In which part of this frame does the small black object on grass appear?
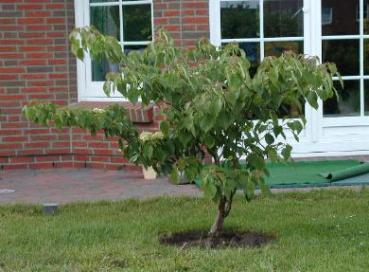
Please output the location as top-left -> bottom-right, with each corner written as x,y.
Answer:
43,203 -> 58,215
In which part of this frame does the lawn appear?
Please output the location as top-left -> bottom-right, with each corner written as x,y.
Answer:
0,189 -> 369,271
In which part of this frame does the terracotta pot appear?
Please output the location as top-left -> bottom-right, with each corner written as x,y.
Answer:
142,166 -> 157,180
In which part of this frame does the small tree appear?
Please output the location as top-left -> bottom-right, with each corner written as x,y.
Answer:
24,27 -> 338,237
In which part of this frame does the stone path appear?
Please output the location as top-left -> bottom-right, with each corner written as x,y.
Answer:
0,169 -> 201,204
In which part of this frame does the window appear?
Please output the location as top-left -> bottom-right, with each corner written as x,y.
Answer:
219,0 -> 304,117
211,0 -> 369,119
75,0 -> 153,101
322,0 -> 369,117
209,0 -> 369,154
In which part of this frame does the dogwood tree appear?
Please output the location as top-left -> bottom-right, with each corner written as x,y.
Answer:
24,27 -> 338,237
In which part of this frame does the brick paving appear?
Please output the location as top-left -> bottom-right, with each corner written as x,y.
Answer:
0,169 -> 366,205
0,169 -> 201,204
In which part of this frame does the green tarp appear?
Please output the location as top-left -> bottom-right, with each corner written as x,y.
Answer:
265,160 -> 360,186
265,160 -> 369,188
320,163 -> 369,181
194,160 -> 369,189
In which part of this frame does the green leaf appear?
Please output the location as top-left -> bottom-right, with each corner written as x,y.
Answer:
160,120 -> 170,135
248,154 -> 265,170
203,134 -> 215,148
203,183 -> 218,201
265,133 -> 274,145
178,131 -> 192,146
199,114 -> 215,133
143,145 -> 154,159
209,96 -> 222,116
306,92 -> 318,109
281,145 -> 292,160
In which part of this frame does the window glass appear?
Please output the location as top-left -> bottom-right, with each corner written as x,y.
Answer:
365,80 -> 369,115
364,0 -> 369,34
324,81 -> 360,117
264,41 -> 303,57
322,0 -> 359,35
220,0 -> 304,118
89,1 -> 152,82
123,4 -> 152,41
223,42 -> 260,76
92,60 -> 119,82
264,0 -> 303,37
364,39 -> 369,76
90,6 -> 120,40
221,1 -> 259,39
365,39 -> 369,75
124,45 -> 147,55
322,40 -> 360,76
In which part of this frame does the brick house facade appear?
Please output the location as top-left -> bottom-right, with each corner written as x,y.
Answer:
0,0 -> 209,170
2,1 -> 369,171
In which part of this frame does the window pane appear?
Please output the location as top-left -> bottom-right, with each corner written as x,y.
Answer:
324,81 -> 360,117
364,0 -> 369,34
92,59 -> 119,82
364,39 -> 369,74
240,42 -> 260,76
322,40 -> 360,76
123,4 -> 152,41
90,6 -> 120,40
264,0 -> 303,37
124,45 -> 147,54
222,42 -> 260,76
365,80 -> 369,115
221,1 -> 259,39
265,41 -> 303,57
322,0 -> 359,35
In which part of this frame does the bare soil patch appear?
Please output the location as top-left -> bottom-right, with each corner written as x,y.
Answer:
159,230 -> 275,249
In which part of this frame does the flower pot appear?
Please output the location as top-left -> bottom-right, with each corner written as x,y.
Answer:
142,166 -> 157,180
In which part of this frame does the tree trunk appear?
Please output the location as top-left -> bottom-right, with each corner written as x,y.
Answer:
209,197 -> 226,237
209,191 -> 236,238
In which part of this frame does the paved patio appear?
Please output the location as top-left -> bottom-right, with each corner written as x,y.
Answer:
0,169 -> 201,204
0,169 -> 366,205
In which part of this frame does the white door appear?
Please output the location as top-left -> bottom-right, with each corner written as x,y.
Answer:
318,0 -> 369,155
209,0 -> 369,157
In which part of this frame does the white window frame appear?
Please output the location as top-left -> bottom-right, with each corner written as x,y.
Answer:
209,0 -> 369,156
74,0 -> 154,101
323,0 -> 369,127
210,0 -> 315,141
356,3 -> 369,21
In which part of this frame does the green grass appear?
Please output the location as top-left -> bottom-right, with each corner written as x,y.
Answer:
1,189 -> 369,271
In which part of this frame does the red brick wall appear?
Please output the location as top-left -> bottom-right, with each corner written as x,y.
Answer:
0,0 -> 77,170
0,0 -> 210,170
154,0 -> 210,47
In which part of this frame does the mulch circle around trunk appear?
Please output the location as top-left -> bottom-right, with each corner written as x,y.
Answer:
159,230 -> 275,249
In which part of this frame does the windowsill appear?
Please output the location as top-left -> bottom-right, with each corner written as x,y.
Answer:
68,101 -> 154,124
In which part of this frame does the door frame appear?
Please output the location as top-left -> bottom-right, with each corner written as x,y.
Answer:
208,0 -> 369,157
